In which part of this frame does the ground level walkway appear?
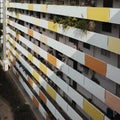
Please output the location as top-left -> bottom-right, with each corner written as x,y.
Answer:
0,96 -> 13,120
7,70 -> 44,120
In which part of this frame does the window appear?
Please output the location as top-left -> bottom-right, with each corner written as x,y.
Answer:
42,13 -> 46,18
83,66 -> 89,74
103,0 -> 113,7
83,43 -> 90,49
101,49 -> 110,57
102,23 -> 112,32
42,28 -> 45,32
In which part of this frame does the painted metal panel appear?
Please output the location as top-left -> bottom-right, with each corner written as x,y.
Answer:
108,37 -> 120,54
33,70 -> 40,82
32,96 -> 39,108
46,100 -> 56,116
46,84 -> 56,100
40,4 -> 48,13
28,76 -> 33,87
85,54 -> 106,76
39,33 -> 48,44
84,77 -> 105,102
28,53 -> 33,62
48,5 -> 87,19
87,7 -> 109,22
56,94 -> 68,113
38,104 -> 47,119
83,100 -> 104,120
34,45 -> 39,54
33,83 -> 39,94
106,64 -> 120,85
48,21 -> 58,32
59,63 -> 69,74
47,53 -> 57,67
72,50 -> 85,65
33,57 -> 40,69
39,91 -> 47,104
28,29 -> 33,37
87,33 -> 108,50
68,65 -> 84,86
55,109 -> 65,120
48,39 -> 84,64
40,19 -> 48,28
40,63 -> 47,75
110,9 -> 120,24
19,75 -> 33,99
105,116 -> 110,120
28,4 -> 34,10
105,91 -> 120,114
47,70 -> 56,81
68,86 -> 84,108
67,105 -> 83,120
32,17 -> 40,26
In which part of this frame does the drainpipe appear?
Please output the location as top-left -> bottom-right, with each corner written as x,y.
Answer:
3,0 -> 6,60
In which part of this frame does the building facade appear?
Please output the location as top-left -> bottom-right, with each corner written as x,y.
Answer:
6,0 -> 120,120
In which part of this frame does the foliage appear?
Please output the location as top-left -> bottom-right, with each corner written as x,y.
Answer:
53,16 -> 88,32
0,66 -> 36,120
16,30 -> 21,35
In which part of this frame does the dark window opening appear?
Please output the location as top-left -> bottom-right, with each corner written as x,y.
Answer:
83,43 -> 90,49
103,0 -> 113,7
102,23 -> 112,32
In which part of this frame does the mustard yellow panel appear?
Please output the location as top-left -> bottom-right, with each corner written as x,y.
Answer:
28,4 -> 34,10
48,21 -> 58,32
87,7 -> 109,22
33,70 -> 40,82
13,41 -> 16,47
8,52 -> 11,59
7,35 -> 10,41
108,37 -> 120,54
40,63 -> 47,75
46,84 -> 56,100
16,13 -> 19,19
10,47 -> 13,52
28,53 -> 33,62
16,52 -> 20,59
40,5 -> 48,12
83,100 -> 104,120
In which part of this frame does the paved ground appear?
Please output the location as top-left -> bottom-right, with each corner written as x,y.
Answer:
0,96 -> 13,120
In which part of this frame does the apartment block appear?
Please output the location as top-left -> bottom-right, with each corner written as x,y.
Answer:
6,0 -> 120,120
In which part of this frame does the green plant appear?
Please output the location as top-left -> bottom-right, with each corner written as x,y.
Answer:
77,19 -> 88,32
0,66 -> 36,120
16,30 -> 21,35
53,16 -> 88,32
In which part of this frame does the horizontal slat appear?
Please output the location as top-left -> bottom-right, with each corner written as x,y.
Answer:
7,2 -> 120,24
105,91 -> 120,114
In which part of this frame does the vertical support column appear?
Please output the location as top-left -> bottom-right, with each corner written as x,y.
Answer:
3,0 -> 6,60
